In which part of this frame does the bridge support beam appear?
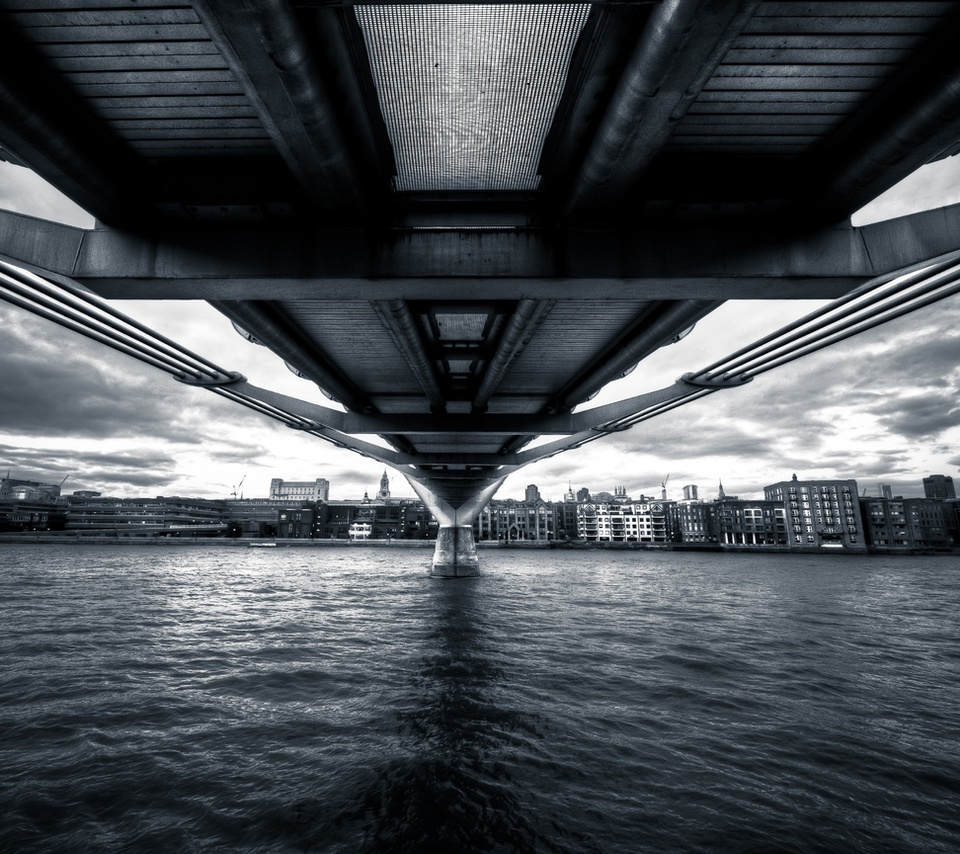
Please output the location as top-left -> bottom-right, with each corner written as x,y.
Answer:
406,476 -> 505,577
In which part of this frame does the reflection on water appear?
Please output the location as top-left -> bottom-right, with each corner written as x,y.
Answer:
320,579 -> 550,853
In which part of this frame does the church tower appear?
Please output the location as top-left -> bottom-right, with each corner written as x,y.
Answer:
378,470 -> 391,500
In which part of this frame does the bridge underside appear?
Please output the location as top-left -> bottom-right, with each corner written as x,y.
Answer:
3,1 -> 960,570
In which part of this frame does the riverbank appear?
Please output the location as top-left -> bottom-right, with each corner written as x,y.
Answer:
1,533 -> 956,556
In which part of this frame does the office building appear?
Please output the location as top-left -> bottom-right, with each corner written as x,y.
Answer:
764,475 -> 865,550
923,475 -> 956,500
269,478 -> 330,502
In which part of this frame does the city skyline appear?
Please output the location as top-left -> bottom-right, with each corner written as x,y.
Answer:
2,159 -> 959,503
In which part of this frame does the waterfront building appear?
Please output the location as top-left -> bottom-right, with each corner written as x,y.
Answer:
714,499 -> 787,547
225,497 -> 295,536
0,475 -> 64,501
348,514 -> 374,540
475,498 -> 557,541
671,500 -> 715,544
0,499 -> 67,532
67,496 -> 228,533
0,474 -> 68,532
576,502 -> 671,543
858,496 -> 953,550
269,478 -> 330,502
558,500 -> 579,540
923,474 -> 956,500
764,476 -> 865,550
277,505 -> 318,539
311,500 -> 409,539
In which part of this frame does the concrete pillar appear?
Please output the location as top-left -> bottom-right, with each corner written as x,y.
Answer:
406,475 -> 505,577
432,525 -> 480,577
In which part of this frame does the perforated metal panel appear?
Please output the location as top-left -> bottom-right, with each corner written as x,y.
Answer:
355,4 -> 590,191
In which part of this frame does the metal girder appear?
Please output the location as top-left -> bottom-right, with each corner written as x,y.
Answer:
546,298 -> 719,410
210,299 -> 374,412
191,0 -> 381,221
563,0 -> 762,222
471,299 -> 552,413
7,206 -> 960,301
372,299 -> 446,412
228,378 -> 718,438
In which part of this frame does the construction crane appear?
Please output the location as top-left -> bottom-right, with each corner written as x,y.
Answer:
661,474 -> 670,500
231,474 -> 246,500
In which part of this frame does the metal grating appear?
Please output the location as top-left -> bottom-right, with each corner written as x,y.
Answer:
355,3 -> 590,191
435,312 -> 488,340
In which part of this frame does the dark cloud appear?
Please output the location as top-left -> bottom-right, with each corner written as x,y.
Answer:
870,392 -> 960,439
0,305 -> 281,443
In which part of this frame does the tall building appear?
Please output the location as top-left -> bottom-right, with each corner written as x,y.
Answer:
682,484 -> 698,501
524,483 -> 540,503
378,470 -> 391,500
269,478 -> 329,502
765,475 -> 864,550
923,475 -> 956,500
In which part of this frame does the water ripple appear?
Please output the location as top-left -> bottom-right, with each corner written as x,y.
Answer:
2,546 -> 959,852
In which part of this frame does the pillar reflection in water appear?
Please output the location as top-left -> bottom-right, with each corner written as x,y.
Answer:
343,579 -> 546,852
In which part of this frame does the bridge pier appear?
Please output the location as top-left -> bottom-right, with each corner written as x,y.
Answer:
432,526 -> 480,578
406,476 -> 504,577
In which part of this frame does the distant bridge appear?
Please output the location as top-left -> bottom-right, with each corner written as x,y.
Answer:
3,0 -> 960,573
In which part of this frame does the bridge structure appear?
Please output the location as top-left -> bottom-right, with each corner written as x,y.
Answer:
3,1 -> 960,574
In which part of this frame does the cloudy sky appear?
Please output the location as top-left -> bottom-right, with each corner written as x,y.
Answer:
1,159 -> 959,503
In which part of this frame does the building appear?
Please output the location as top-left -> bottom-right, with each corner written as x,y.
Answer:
577,502 -> 671,543
377,471 -> 391,500
714,499 -> 787,547
558,500 -> 579,540
277,505 -> 318,539
0,474 -> 68,531
475,498 -> 557,541
66,495 -> 228,534
671,500 -> 715,544
312,499 -> 410,539
225,497 -> 295,536
0,475 -> 64,501
269,478 -> 329,502
923,475 -> 956,500
682,484 -> 699,501
859,496 -> 953,550
524,484 -> 541,503
764,476 -> 865,550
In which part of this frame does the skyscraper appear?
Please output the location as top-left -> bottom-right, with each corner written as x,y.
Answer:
923,475 -> 956,500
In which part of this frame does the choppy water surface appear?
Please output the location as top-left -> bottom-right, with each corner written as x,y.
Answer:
2,545 -> 959,853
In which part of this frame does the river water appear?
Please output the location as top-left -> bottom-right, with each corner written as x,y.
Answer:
1,545 -> 958,853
